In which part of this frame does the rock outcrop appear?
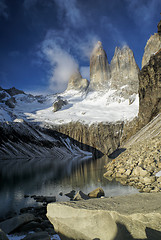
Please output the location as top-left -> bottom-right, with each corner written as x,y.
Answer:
138,50 -> 161,127
89,41 -> 111,91
53,97 -> 68,112
110,46 -> 139,98
49,121 -> 124,156
67,70 -> 89,91
47,193 -> 161,240
142,33 -> 161,68
158,19 -> 161,36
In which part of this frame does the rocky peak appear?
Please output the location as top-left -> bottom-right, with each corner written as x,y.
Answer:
142,33 -> 161,68
89,41 -> 111,91
67,70 -> 89,91
110,45 -> 139,96
142,18 -> 161,69
157,18 -> 161,36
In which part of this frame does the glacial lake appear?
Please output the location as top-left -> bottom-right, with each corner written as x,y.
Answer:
0,154 -> 138,219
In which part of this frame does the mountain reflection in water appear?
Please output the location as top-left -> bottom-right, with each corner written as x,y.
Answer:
0,154 -> 138,219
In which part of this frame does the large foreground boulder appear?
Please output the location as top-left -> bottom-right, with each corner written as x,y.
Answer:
47,193 -> 161,240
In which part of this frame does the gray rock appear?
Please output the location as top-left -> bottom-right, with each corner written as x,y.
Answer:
53,98 -> 68,112
22,231 -> 51,240
88,187 -> 105,198
89,41 -> 111,91
142,33 -> 161,68
17,221 -> 42,232
110,46 -> 139,97
67,70 -> 89,91
65,190 -> 76,200
47,193 -> 161,240
0,229 -> 9,240
73,191 -> 90,201
0,213 -> 35,234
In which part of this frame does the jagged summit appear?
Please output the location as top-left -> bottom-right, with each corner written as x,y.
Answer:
89,41 -> 111,91
142,33 -> 161,68
142,20 -> 161,68
110,45 -> 139,96
67,70 -> 89,91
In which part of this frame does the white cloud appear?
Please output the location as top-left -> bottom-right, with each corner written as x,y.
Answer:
0,0 -> 8,19
36,0 -> 100,93
40,37 -> 78,93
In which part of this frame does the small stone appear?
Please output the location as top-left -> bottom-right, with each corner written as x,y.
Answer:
73,191 -> 90,201
88,188 -> 105,198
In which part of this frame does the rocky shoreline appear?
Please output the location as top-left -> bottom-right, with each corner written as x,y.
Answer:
104,114 -> 161,193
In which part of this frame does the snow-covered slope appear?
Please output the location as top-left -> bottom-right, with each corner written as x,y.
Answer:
26,90 -> 139,126
0,87 -> 139,125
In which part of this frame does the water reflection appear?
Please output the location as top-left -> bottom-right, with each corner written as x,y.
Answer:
0,155 -> 138,219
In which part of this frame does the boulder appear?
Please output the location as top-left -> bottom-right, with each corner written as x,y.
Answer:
65,190 -> 76,200
22,231 -> 51,240
73,191 -> 90,201
0,229 -> 9,240
0,213 -> 35,234
53,98 -> 68,112
47,193 -> 161,240
88,187 -> 105,198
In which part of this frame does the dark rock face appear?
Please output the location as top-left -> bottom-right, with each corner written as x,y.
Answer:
110,46 -> 139,97
157,19 -> 161,36
51,121 -> 124,156
67,70 -> 89,91
89,41 -> 111,91
138,51 -> 161,127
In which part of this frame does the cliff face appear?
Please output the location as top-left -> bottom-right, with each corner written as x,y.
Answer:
142,33 -> 161,68
110,46 -> 139,97
138,50 -> 161,127
49,121 -> 124,156
89,41 -> 111,91
67,70 -> 89,91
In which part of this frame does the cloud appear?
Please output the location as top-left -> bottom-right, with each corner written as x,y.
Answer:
36,0 -> 100,93
40,37 -> 79,93
54,0 -> 85,28
0,0 -> 8,19
126,0 -> 159,26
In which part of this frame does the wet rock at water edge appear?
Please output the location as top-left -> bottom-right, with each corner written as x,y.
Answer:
88,187 -> 105,198
32,195 -> 56,204
73,191 -> 90,201
0,229 -> 9,240
0,214 -> 35,234
65,190 -> 76,200
22,231 -> 51,240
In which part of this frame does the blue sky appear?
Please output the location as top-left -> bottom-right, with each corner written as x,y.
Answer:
0,0 -> 161,94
